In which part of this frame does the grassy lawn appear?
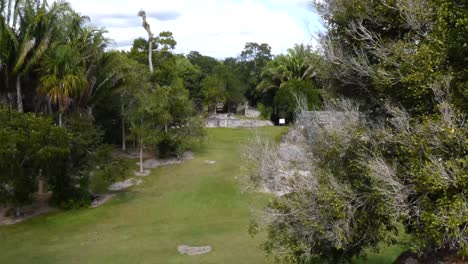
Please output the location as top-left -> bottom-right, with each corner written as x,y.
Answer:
0,127 -> 404,263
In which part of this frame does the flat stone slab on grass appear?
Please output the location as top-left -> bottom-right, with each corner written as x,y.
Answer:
177,245 -> 212,256
91,194 -> 115,208
134,170 -> 151,177
182,151 -> 195,160
0,206 -> 58,226
108,178 -> 142,191
205,160 -> 217,165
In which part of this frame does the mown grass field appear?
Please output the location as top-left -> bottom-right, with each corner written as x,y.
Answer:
0,128 -> 404,263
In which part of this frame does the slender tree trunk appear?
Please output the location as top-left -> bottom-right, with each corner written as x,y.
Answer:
139,136 -> 144,173
59,112 -> 63,127
37,169 -> 45,195
148,40 -> 153,73
121,101 -> 126,151
38,179 -> 44,195
38,169 -> 44,195
16,76 -> 23,113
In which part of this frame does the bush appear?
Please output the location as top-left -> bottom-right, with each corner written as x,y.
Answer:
156,116 -> 206,158
89,145 -> 132,193
257,103 -> 273,120
273,79 -> 322,123
247,98 -> 467,263
383,102 -> 468,257
0,108 -> 70,208
45,113 -> 105,209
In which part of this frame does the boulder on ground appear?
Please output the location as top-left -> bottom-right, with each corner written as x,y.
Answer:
108,178 -> 142,191
177,245 -> 212,256
134,170 -> 151,177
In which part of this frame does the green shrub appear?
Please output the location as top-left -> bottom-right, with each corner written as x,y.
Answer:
258,103 -> 273,120
88,145 -> 132,193
0,108 -> 70,208
249,99 -> 467,263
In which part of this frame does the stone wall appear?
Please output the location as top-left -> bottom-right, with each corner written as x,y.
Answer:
206,115 -> 274,128
297,111 -> 360,128
245,108 -> 261,118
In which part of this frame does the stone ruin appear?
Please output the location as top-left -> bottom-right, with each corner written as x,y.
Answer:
206,114 -> 273,128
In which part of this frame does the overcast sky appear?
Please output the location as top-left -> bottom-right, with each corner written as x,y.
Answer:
65,0 -> 324,58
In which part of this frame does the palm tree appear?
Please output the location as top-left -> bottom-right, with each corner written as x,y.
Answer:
0,0 -> 72,112
257,44 -> 318,92
38,44 -> 88,126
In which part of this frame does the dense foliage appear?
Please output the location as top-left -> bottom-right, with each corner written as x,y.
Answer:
0,1 -> 206,209
247,0 -> 467,263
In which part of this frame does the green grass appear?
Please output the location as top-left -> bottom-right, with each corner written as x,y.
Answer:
0,127 -> 404,263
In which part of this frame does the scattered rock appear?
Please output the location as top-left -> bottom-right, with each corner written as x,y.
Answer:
134,170 -> 151,177
158,158 -> 182,166
112,149 -> 153,159
0,205 -> 58,226
108,178 -> 142,191
91,194 -> 115,208
137,157 -> 185,169
182,151 -> 195,160
141,159 -> 160,169
177,245 -> 212,256
205,160 -> 216,165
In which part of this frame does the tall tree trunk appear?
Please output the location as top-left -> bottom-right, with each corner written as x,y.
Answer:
16,76 -> 23,112
148,40 -> 154,73
59,112 -> 63,127
121,101 -> 126,152
139,136 -> 144,173
139,10 -> 154,73
38,169 -> 44,195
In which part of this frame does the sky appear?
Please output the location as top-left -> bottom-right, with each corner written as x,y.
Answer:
64,0 -> 324,59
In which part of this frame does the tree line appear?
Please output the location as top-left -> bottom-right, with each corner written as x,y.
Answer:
0,0 -> 325,211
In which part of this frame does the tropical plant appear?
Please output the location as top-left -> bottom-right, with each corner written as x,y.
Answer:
0,0 -> 72,112
37,44 -> 88,126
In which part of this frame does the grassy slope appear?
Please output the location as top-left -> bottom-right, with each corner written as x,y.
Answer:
0,128 -> 278,264
0,127 -> 403,263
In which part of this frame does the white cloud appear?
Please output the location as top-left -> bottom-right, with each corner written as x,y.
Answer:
63,0 -> 323,58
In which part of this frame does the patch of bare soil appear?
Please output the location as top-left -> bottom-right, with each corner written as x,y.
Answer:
0,192 -> 58,226
177,245 -> 212,256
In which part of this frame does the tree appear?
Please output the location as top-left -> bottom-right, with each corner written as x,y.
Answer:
127,84 -> 169,173
0,108 -> 65,210
238,42 -> 273,106
0,0 -> 72,112
314,0 -> 467,116
200,75 -> 226,114
138,10 -> 154,72
220,58 -> 248,112
257,44 -> 324,122
37,44 -> 88,126
176,55 -> 202,102
248,0 -> 468,262
274,79 -> 322,122
91,52 -> 148,151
